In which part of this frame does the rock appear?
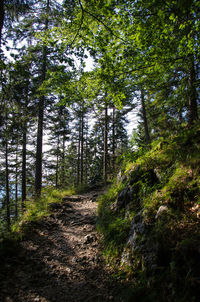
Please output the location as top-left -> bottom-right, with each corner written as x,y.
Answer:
154,168 -> 162,181
129,165 -> 141,185
117,170 -> 127,183
121,211 -> 159,272
116,166 -> 159,212
132,211 -> 142,224
155,205 -> 169,219
121,248 -> 131,266
116,186 -> 134,210
129,166 -> 159,186
83,234 -> 96,244
127,212 -> 146,248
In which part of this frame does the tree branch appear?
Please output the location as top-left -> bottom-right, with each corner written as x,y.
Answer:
69,2 -> 84,48
78,0 -> 127,43
101,55 -> 189,78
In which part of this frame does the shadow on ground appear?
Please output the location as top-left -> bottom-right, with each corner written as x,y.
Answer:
0,195 -> 121,302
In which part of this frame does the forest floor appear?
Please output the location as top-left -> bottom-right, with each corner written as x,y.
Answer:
0,190 -> 122,302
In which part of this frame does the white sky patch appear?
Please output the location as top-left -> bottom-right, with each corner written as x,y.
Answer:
84,52 -> 95,71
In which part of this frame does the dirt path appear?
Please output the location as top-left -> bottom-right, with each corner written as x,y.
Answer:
0,191 -> 120,302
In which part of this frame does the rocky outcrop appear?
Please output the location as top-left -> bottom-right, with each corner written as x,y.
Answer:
116,186 -> 134,210
121,211 -> 159,272
116,166 -> 159,212
115,166 -> 162,271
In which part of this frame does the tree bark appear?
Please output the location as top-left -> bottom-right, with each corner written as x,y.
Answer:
80,110 -> 84,184
55,136 -> 60,188
188,56 -> 198,125
35,95 -> 45,196
22,89 -> 28,208
103,103 -> 108,183
22,122 -> 27,207
35,0 -> 49,197
61,133 -> 65,187
112,106 -> 116,170
15,146 -> 18,220
0,0 -> 4,49
140,88 -> 150,145
5,138 -> 10,230
85,118 -> 88,184
77,127 -> 81,186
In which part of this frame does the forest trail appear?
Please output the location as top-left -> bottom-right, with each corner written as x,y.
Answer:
0,191 -> 120,302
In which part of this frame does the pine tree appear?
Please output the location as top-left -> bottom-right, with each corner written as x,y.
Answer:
45,102 -> 71,188
35,0 -> 50,197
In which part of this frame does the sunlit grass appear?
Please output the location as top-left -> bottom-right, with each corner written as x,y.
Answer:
11,186 -> 75,236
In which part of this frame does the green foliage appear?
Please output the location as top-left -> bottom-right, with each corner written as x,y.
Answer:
11,187 -> 74,237
0,215 -> 8,240
97,124 -> 200,301
0,187 -> 74,258
97,182 -> 131,262
1,0 -> 200,300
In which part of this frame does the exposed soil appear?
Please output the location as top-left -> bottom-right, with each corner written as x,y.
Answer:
0,191 -> 121,302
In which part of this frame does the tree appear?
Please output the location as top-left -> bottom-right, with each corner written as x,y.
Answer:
45,102 -> 71,188
0,0 -> 33,49
69,0 -> 199,128
34,0 -> 50,197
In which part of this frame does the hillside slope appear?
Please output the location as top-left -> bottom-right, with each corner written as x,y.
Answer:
97,124 -> 200,302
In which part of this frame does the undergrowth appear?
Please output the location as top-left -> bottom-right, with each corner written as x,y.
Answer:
97,124 -> 200,301
0,186 -> 74,257
12,186 -> 75,236
97,182 -> 131,265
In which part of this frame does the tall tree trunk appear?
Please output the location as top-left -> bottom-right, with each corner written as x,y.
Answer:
188,56 -> 198,125
61,133 -> 65,187
140,88 -> 150,145
22,124 -> 27,207
35,95 -> 45,196
5,138 -> 10,230
85,119 -> 88,185
0,0 -> 4,49
103,103 -> 108,183
77,128 -> 81,186
22,81 -> 29,207
80,110 -> 84,185
15,146 -> 18,220
22,98 -> 28,208
112,106 -> 116,170
72,144 -> 76,186
55,136 -> 60,188
35,0 -> 49,197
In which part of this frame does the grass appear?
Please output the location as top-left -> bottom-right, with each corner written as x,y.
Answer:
96,124 -> 200,301
11,186 -> 75,236
0,186 -> 75,258
0,186 -> 75,244
97,182 -> 131,265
